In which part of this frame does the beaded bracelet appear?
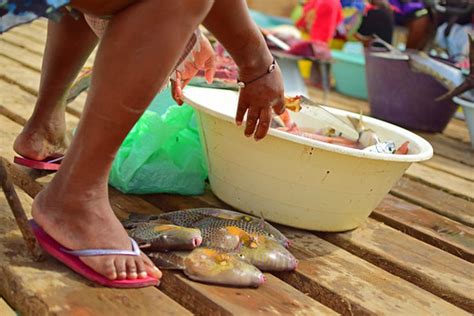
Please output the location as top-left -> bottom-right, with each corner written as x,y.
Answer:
237,59 -> 276,88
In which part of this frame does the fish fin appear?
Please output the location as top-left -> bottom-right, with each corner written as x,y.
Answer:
347,116 -> 360,131
258,212 -> 266,229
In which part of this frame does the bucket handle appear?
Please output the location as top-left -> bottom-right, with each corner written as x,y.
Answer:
369,36 -> 403,54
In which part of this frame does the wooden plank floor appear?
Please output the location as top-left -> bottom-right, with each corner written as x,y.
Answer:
1,20 -> 473,315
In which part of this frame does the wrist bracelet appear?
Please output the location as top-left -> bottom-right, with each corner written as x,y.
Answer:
237,59 -> 276,88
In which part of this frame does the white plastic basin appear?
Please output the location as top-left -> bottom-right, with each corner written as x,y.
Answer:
183,87 -> 433,231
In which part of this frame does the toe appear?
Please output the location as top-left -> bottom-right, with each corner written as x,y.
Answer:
114,257 -> 127,280
126,257 -> 138,280
141,253 -> 162,279
135,258 -> 148,279
101,257 -> 118,280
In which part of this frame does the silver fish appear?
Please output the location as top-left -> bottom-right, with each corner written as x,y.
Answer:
363,141 -> 396,154
149,248 -> 265,288
348,115 -> 381,148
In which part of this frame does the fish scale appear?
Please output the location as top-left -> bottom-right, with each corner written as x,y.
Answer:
196,217 -> 268,242
157,208 -> 288,246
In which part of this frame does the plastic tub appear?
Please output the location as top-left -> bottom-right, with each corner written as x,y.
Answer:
331,48 -> 368,99
183,87 -> 433,232
453,97 -> 474,148
365,49 -> 458,132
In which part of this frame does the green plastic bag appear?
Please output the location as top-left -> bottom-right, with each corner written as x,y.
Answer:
109,103 -> 208,195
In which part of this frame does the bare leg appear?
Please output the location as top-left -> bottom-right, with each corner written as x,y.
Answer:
406,15 -> 432,50
32,0 -> 214,280
14,14 -> 98,161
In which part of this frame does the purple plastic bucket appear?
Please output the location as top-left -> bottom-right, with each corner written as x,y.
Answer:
365,48 -> 458,133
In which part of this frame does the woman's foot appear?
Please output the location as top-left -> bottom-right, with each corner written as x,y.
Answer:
13,117 -> 69,161
32,187 -> 162,281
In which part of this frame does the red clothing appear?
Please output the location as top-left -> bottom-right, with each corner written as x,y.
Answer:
296,0 -> 344,43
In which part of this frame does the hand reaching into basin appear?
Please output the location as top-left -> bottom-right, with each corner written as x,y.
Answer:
203,0 -> 285,141
236,61 -> 285,140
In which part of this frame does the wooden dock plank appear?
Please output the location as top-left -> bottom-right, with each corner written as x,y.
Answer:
6,163 -> 337,316
0,40 -> 42,72
422,155 -> 474,182
0,55 -> 40,95
8,27 -> 46,45
0,33 -> 44,55
160,272 -> 336,316
0,298 -> 15,316
278,227 -> 470,316
419,133 -> 474,167
0,80 -> 80,131
0,187 -> 191,316
444,119 -> 472,144
142,191 -> 471,315
405,163 -> 474,200
392,177 -> 474,228
372,195 -> 474,262
319,219 -> 474,312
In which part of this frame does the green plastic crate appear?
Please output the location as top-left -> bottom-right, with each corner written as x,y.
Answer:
331,45 -> 368,100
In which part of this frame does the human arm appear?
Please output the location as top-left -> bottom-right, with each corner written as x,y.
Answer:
203,0 -> 285,140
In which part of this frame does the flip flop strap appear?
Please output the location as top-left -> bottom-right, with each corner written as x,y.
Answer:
61,238 -> 141,257
47,156 -> 64,163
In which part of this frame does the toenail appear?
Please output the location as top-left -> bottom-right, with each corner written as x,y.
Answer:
139,272 -> 148,279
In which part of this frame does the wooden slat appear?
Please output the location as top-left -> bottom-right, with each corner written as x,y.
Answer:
0,55 -> 40,95
31,19 -> 48,29
0,40 -> 42,72
0,298 -> 15,316
8,27 -> 46,45
143,191 -> 471,315
444,119 -> 472,144
22,173 -> 338,315
0,185 -> 191,316
160,272 -> 335,316
0,33 -> 45,55
0,297 -> 16,316
419,133 -> 474,167
392,177 -> 474,228
372,194 -> 474,262
0,80 -> 80,131
422,155 -> 474,182
405,164 -> 474,200
278,227 -> 470,316
0,115 -> 336,316
319,219 -> 474,312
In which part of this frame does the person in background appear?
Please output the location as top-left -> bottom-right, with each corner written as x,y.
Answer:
356,0 -> 395,45
296,0 -> 344,46
389,0 -> 432,50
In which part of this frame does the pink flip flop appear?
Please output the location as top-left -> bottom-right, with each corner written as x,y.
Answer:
14,156 -> 63,171
30,220 -> 159,288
